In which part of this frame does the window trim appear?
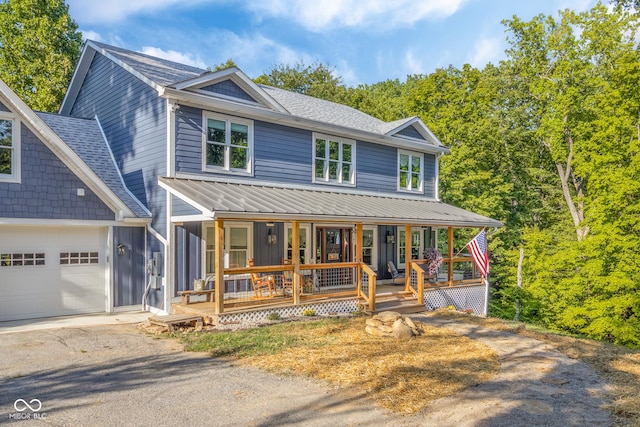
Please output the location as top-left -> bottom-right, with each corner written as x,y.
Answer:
397,149 -> 423,193
202,112 -> 254,176
362,226 -> 378,270
312,133 -> 356,186
204,222 -> 253,275
0,113 -> 21,183
284,223 -> 312,264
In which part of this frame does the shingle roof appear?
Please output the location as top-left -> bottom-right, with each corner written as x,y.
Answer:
159,177 -> 503,228
87,41 -> 442,146
91,41 -> 204,87
36,112 -> 151,219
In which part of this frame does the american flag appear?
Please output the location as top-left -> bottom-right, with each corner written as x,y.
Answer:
467,229 -> 489,278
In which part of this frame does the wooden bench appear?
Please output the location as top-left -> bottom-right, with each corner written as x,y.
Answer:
178,289 -> 215,304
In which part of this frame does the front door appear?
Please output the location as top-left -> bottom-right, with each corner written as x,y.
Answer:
316,227 -> 352,263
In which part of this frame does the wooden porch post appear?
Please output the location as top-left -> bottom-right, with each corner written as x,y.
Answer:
355,223 -> 363,297
448,226 -> 454,287
214,218 -> 225,314
404,224 -> 412,291
292,220 -> 301,305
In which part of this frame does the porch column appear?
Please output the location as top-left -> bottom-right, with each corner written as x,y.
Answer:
448,226 -> 454,287
214,219 -> 225,314
292,221 -> 301,305
355,223 -> 363,296
404,224 -> 412,291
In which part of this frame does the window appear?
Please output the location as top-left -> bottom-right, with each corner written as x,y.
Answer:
362,227 -> 377,269
398,150 -> 423,193
203,113 -> 253,174
398,229 -> 422,268
205,223 -> 252,275
285,224 -> 311,264
0,114 -> 20,183
313,133 -> 355,185
60,252 -> 99,265
0,253 -> 45,267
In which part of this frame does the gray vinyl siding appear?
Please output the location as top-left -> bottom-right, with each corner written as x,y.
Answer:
174,105 -> 438,198
0,123 -> 114,220
172,195 -> 201,216
0,100 -> 9,112
200,80 -> 256,103
254,121 -> 310,184
175,222 -> 202,293
423,153 -> 436,198
113,226 -> 146,306
396,125 -> 425,140
356,142 -> 397,193
68,53 -> 168,235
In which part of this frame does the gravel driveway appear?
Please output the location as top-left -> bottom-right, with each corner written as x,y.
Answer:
0,315 -> 612,426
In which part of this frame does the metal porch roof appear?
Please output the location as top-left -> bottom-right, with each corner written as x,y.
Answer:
159,177 -> 503,228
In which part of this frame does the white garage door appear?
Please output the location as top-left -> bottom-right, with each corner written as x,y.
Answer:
0,226 -> 107,322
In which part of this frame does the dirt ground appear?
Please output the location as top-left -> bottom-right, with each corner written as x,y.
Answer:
0,314 -> 612,426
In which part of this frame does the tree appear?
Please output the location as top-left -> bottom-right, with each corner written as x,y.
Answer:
255,61 -> 348,103
506,5 -> 640,346
0,0 -> 82,112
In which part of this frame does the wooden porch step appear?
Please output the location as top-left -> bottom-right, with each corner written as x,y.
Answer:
365,293 -> 425,315
148,313 -> 204,331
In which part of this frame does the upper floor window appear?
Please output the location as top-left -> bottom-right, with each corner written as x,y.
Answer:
0,114 -> 20,183
313,133 -> 355,185
398,150 -> 423,193
203,113 -> 253,174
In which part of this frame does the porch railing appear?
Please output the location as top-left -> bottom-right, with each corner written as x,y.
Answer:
205,261 -> 377,313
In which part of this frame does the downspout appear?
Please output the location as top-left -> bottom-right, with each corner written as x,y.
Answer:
142,224 -> 168,311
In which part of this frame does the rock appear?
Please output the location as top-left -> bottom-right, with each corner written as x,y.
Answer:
365,325 -> 391,337
392,319 -> 414,339
375,311 -> 402,322
365,312 -> 421,339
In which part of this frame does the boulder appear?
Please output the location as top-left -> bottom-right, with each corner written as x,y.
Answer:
364,311 -> 421,339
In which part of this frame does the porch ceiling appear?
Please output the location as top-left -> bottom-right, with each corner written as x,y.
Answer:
159,177 -> 503,228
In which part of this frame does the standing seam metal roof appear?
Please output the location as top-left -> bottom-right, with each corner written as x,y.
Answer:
160,177 -> 503,228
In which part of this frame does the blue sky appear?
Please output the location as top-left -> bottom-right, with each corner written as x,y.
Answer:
66,0 -> 598,86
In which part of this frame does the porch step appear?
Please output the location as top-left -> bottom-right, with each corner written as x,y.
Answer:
148,313 -> 204,331
365,293 -> 425,315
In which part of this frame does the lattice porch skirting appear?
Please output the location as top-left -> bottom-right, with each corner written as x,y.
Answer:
423,284 -> 487,315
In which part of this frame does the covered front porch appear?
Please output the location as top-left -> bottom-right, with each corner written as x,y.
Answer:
161,177 -> 501,324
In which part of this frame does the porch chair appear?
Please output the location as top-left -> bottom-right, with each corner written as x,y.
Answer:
281,258 -> 294,295
387,261 -> 404,286
248,258 -> 277,298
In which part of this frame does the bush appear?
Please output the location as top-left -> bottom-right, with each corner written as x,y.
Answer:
267,312 -> 281,321
302,309 -> 316,317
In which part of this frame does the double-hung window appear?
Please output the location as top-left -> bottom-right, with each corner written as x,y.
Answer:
398,150 -> 423,193
0,114 -> 20,183
313,133 -> 355,185
204,113 -> 253,174
205,223 -> 252,275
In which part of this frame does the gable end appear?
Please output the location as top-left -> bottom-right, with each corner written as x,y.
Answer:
199,80 -> 257,103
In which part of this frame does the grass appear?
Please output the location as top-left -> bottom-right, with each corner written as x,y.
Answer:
174,312 -> 640,424
178,316 -> 499,415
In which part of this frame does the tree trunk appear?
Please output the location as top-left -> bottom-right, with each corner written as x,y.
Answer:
515,247 -> 524,321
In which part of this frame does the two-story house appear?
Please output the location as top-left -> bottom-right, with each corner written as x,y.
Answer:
0,40 -> 501,323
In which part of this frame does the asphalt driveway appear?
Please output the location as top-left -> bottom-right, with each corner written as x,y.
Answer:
0,315 -> 611,426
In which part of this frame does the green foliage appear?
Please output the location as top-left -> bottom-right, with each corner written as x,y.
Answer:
255,61 -> 349,104
0,0 -> 82,112
302,309 -> 316,317
181,318 -> 346,357
266,312 -> 282,321
209,58 -> 237,72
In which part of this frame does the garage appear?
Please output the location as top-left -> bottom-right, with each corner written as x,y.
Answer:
0,226 -> 108,322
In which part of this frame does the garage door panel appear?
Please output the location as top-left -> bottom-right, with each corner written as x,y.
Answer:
0,226 -> 107,322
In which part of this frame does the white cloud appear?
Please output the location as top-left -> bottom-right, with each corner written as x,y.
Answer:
404,50 -> 425,75
80,30 -> 102,42
140,46 -> 208,69
466,37 -> 502,68
246,0 -> 467,32
195,30 -> 315,76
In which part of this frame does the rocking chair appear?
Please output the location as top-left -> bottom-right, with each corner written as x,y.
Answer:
248,258 -> 276,298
